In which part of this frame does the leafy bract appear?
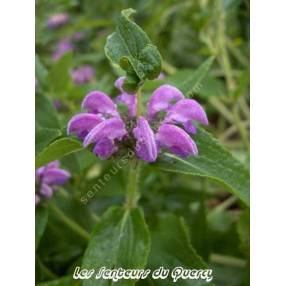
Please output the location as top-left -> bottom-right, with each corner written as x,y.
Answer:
105,9 -> 162,92
82,206 -> 150,286
36,137 -> 83,168
155,128 -> 250,206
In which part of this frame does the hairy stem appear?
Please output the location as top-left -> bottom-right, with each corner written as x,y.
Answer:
49,202 -> 90,241
125,160 -> 141,209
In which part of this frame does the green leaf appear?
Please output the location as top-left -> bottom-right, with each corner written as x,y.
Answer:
36,127 -> 62,155
35,55 -> 48,87
155,128 -> 250,207
37,276 -> 81,286
237,209 -> 250,257
177,56 -> 215,96
47,51 -> 73,93
105,9 -> 162,92
36,206 -> 48,249
82,206 -> 150,286
147,214 -> 214,286
36,137 -> 83,168
36,94 -> 60,129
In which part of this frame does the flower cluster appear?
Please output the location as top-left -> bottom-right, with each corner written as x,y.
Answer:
71,65 -> 95,85
67,78 -> 208,162
35,161 -> 70,206
47,13 -> 69,29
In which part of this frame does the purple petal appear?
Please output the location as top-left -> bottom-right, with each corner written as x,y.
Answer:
133,117 -> 158,162
147,85 -> 184,120
114,77 -> 137,117
183,121 -> 197,134
115,76 -> 126,93
157,72 -> 165,80
81,91 -> 118,117
165,99 -> 208,129
46,161 -> 60,169
83,117 -> 127,147
115,93 -> 137,117
67,113 -> 103,139
42,169 -> 71,185
47,13 -> 69,28
71,65 -> 95,85
52,38 -> 73,61
156,124 -> 198,157
40,183 -> 54,198
93,138 -> 118,159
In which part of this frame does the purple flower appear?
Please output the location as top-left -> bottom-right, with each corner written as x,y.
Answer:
67,79 -> 208,162
133,117 -> 158,162
71,65 -> 95,85
67,89 -> 128,160
114,77 -> 137,118
47,13 -> 69,28
52,38 -> 73,61
35,161 -> 70,206
133,84 -> 208,161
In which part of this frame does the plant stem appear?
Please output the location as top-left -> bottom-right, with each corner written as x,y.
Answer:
125,160 -> 141,209
49,202 -> 91,241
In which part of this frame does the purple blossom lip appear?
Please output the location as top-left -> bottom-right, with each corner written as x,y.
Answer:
35,161 -> 70,206
147,84 -> 184,120
67,78 -> 208,162
47,13 -> 69,28
114,77 -> 137,117
133,117 -> 158,162
156,124 -> 198,157
71,65 -> 95,85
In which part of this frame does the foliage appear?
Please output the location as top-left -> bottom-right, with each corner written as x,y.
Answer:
36,1 -> 250,285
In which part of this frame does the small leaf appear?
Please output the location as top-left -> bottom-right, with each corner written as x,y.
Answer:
36,206 -> 48,250
36,127 -> 62,154
82,206 -> 150,286
178,56 -> 215,96
155,128 -> 250,206
47,51 -> 73,94
147,214 -> 215,286
105,9 -> 162,92
36,137 -> 83,168
36,94 -> 61,129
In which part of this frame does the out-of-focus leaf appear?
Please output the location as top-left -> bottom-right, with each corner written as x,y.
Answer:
175,56 -> 215,96
36,55 -> 48,87
237,209 -> 250,257
147,214 -> 214,286
47,52 -> 73,94
37,276 -> 81,286
105,9 -> 162,92
82,206 -> 150,286
155,128 -> 250,206
36,127 -> 62,154
36,94 -> 60,129
36,206 -> 49,249
36,137 -> 83,168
